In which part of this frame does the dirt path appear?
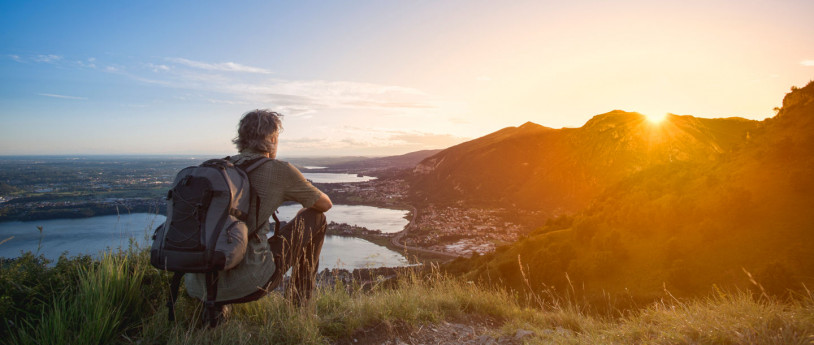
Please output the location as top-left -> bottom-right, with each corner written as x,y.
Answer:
334,315 -> 534,345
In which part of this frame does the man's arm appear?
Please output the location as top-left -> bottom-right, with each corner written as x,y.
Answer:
283,161 -> 332,212
310,192 -> 332,212
295,192 -> 331,216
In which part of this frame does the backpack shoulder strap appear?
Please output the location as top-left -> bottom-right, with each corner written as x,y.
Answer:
232,157 -> 273,233
244,157 -> 271,173
221,155 -> 270,173
239,157 -> 271,173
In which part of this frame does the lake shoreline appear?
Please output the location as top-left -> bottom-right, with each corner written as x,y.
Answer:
0,188 -> 410,224
0,207 -> 417,269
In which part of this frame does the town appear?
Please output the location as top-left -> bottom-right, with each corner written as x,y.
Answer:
318,178 -> 543,257
0,157 -> 187,221
402,205 -> 543,256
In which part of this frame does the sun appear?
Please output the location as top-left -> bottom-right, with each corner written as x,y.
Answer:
644,112 -> 668,124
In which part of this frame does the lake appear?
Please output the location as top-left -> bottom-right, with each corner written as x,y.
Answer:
276,204 -> 409,234
0,207 -> 409,269
302,172 -> 376,183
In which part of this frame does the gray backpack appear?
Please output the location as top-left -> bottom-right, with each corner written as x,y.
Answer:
150,156 -> 272,326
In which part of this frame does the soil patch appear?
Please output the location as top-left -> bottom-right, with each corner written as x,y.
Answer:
333,314 -> 531,345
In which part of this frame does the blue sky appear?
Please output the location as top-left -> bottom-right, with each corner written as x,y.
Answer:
2,0 -> 813,156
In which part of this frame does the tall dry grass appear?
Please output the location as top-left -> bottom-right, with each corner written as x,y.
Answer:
3,245 -> 813,344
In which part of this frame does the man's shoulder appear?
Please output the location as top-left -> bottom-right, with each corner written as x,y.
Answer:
262,158 -> 295,170
231,153 -> 289,169
252,159 -> 301,177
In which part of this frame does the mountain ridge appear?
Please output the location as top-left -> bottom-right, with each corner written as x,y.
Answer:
410,110 -> 759,212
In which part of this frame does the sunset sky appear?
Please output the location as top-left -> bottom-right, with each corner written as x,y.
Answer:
1,0 -> 813,156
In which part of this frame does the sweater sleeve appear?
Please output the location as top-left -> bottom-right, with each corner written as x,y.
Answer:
281,162 -> 322,208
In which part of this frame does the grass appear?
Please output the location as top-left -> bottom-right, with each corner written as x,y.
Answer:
9,249 -> 153,345
2,247 -> 813,345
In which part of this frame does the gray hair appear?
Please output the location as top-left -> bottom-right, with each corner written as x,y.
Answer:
232,109 -> 284,153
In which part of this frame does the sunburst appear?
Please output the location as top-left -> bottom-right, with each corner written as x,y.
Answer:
644,112 -> 668,124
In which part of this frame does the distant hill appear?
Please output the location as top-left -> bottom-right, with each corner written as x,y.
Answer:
410,111 -> 758,212
445,81 -> 814,298
285,156 -> 372,168
326,149 -> 442,171
286,150 -> 441,174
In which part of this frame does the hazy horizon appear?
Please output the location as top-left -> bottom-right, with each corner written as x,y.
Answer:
2,0 -> 813,156
0,110 -> 773,157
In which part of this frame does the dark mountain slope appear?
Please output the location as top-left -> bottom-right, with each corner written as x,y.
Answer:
411,110 -> 759,212
446,81 -> 814,299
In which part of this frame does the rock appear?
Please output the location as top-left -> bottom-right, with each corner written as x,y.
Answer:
514,329 -> 534,340
476,335 -> 496,345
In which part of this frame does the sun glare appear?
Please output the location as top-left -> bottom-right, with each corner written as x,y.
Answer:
644,112 -> 667,124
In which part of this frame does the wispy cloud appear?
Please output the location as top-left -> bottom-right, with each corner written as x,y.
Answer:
9,53 -> 95,68
37,93 -> 87,100
802,60 -> 814,67
389,132 -> 468,147
166,57 -> 272,74
206,98 -> 250,105
218,79 -> 433,113
283,128 -> 467,155
33,54 -> 62,63
67,56 -> 451,145
449,117 -> 470,125
124,60 -> 436,114
147,63 -> 170,72
77,58 -> 96,68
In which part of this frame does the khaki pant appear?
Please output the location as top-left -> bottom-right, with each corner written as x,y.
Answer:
267,208 -> 327,305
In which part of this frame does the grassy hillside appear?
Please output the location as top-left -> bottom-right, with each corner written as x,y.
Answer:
1,248 -> 813,344
445,81 -> 814,300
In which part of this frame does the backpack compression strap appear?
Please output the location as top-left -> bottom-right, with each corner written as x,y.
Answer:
204,271 -> 219,328
167,272 -> 183,322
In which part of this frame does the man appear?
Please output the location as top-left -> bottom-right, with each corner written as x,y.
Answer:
184,109 -> 332,321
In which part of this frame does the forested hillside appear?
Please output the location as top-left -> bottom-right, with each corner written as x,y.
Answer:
445,81 -> 814,299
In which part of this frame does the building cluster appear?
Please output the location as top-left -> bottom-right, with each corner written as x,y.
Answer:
401,205 -> 531,256
14,176 -> 170,195
319,178 -> 409,206
0,198 -> 164,221
326,221 -> 386,237
0,158 -> 185,199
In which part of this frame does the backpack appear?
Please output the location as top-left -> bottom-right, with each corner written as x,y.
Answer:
150,156 -> 273,327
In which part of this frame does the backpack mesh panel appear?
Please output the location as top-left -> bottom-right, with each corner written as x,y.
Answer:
166,176 -> 212,251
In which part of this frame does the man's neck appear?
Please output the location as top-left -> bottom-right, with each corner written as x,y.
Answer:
242,149 -> 271,158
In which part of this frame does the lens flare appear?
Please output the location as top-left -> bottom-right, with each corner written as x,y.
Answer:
644,112 -> 667,124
